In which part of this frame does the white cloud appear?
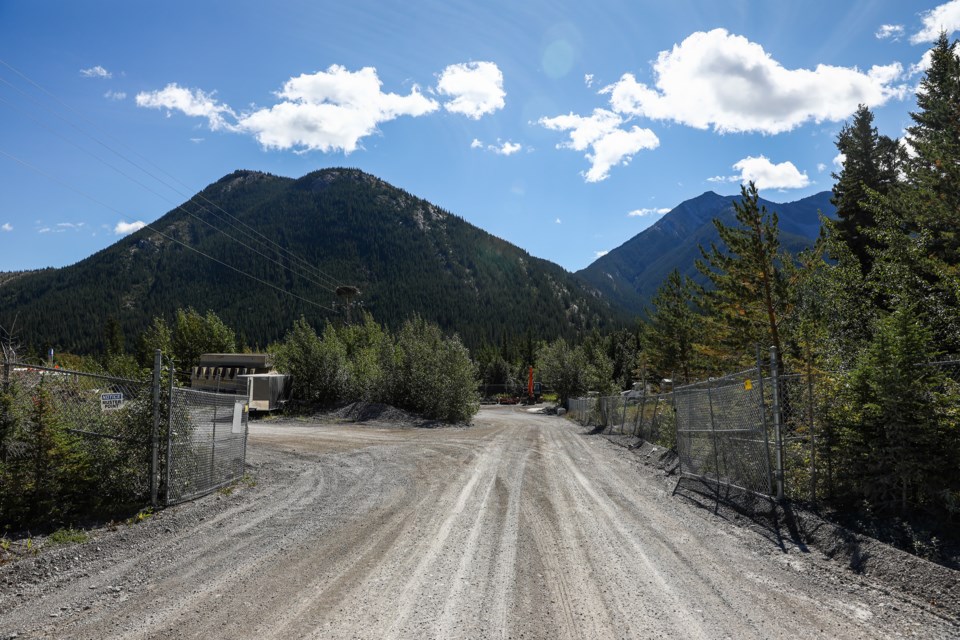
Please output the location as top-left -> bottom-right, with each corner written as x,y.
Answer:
602,28 -> 905,135
38,227 -> 51,234
729,155 -> 810,189
138,62 -> 504,154
912,0 -> 960,43
555,218 -> 562,224
539,108 -> 659,182
104,90 -> 126,101
875,24 -> 904,40
470,138 -> 525,155
594,250 -> 609,258
833,152 -> 846,169
114,220 -> 146,235
136,83 -> 236,131
817,162 -> 827,173
584,73 -> 595,87
80,65 -> 111,79
900,137 -> 918,159
237,66 -> 439,153
56,222 -> 85,230
1,223 -> 12,232
435,61 -> 505,119
190,137 -> 205,144
910,50 -> 934,77
628,207 -> 670,217
139,67 -> 440,154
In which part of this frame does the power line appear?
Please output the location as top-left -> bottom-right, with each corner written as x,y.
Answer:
0,58 -> 347,292
0,147 -> 337,313
0,92 -> 339,293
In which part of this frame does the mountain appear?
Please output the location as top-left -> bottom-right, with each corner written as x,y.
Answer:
0,169 -> 630,357
576,190 -> 836,314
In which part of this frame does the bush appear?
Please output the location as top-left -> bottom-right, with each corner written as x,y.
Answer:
835,305 -> 960,516
273,314 -> 479,423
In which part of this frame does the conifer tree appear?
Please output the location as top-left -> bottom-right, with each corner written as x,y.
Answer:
697,182 -> 789,362
648,270 -> 702,383
862,33 -> 960,351
905,32 -> 960,265
831,105 -> 903,273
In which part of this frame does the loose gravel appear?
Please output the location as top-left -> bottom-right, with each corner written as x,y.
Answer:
1,406 -> 957,639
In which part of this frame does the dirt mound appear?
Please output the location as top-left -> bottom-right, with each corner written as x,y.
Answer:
313,401 -> 465,429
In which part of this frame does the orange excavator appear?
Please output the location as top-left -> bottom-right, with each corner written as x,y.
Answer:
523,366 -> 542,404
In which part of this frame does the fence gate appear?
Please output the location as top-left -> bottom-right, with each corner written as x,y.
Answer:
165,387 -> 249,505
673,369 -> 773,497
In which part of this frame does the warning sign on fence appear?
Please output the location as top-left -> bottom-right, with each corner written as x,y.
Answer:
100,392 -> 124,411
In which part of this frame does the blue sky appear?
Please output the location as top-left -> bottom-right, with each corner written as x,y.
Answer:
0,1 -> 954,273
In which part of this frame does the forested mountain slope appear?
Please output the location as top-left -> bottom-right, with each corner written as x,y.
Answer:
577,190 -> 835,314
0,169 -> 628,355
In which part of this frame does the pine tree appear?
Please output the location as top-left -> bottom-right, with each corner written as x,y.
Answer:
697,182 -> 789,362
862,33 -> 960,352
906,32 -> 960,266
831,105 -> 903,273
648,270 -> 702,383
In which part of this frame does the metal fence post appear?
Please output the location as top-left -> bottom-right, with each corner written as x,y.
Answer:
165,362 -> 175,505
770,346 -> 785,501
635,389 -> 647,438
756,345 -> 774,497
807,349 -> 817,504
706,380 -> 721,488
151,349 -> 161,508
620,396 -> 628,435
211,374 -> 220,484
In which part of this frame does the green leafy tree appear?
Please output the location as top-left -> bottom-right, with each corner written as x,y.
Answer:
386,316 -> 479,422
273,317 -> 346,405
536,339 -> 588,408
138,308 -> 237,371
171,308 -> 237,369
337,312 -> 390,401
137,315 -> 172,366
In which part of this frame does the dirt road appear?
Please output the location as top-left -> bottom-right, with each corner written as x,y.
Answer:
1,406 -> 956,639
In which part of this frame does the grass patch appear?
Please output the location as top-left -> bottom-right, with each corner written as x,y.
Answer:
218,473 -> 258,496
48,527 -> 89,545
125,507 -> 154,526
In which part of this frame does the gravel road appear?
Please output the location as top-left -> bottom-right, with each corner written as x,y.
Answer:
1,406 -> 957,639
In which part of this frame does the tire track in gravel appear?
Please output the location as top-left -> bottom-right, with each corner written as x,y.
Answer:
538,424 -> 700,638
256,423 -> 513,639
3,408 -> 958,640
58,449 -> 390,639
546,419 -> 895,639
7,448 -> 336,638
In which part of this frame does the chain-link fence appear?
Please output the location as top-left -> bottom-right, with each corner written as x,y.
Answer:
1,354 -> 250,521
567,396 -> 597,425
673,368 -> 773,497
166,387 -> 249,505
2,362 -> 154,514
568,353 -> 960,508
631,392 -> 677,448
566,392 -> 677,449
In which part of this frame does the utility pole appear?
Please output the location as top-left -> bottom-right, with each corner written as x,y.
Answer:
336,286 -> 361,325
